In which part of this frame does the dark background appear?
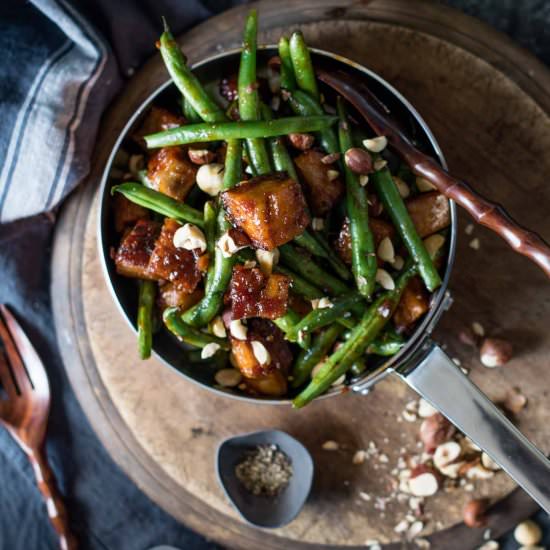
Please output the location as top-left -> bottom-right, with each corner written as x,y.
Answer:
0,1 -> 549,549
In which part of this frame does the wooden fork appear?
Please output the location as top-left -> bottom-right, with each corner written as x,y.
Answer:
0,304 -> 77,550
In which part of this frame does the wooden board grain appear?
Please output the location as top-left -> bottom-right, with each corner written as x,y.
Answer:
51,1 -> 550,548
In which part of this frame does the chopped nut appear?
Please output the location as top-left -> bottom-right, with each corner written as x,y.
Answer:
322,440 -> 339,451
394,519 -> 409,533
331,374 -> 346,386
363,136 -> 388,153
433,441 -> 462,470
352,450 -> 367,464
311,217 -> 324,231
480,337 -> 513,368
408,520 -> 424,539
214,368 -> 242,387
463,498 -> 489,528
438,461 -> 466,479
419,413 -> 456,452
408,465 -> 440,496
481,452 -> 501,471
243,260 -> 257,269
418,398 -> 438,418
229,319 -> 248,341
377,237 -> 395,263
469,237 -> 480,250
217,231 -> 247,258
288,132 -> 315,150
478,541 -> 499,550
188,148 -> 215,165
514,520 -> 542,546
416,176 -> 436,192
196,163 -> 225,195
402,409 -> 418,422
392,254 -> 405,270
359,174 -> 369,187
321,152 -> 341,164
211,316 -> 226,338
472,322 -> 485,337
327,169 -> 340,181
374,158 -> 388,171
376,268 -> 395,290
173,223 -> 207,253
255,248 -> 279,275
251,340 -> 271,365
465,223 -> 474,235
393,176 -> 410,198
311,297 -> 333,309
201,342 -> 221,359
466,463 -> 495,480
344,147 -> 373,174
503,387 -> 527,414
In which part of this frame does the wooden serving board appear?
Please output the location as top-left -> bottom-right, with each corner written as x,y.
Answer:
51,1 -> 550,548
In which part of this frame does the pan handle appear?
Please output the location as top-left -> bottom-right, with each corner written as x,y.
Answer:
398,342 -> 550,513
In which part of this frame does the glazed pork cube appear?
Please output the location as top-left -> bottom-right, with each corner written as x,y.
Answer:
335,217 -> 396,265
229,319 -> 292,396
221,174 -> 310,250
393,277 -> 430,332
114,219 -> 160,279
157,284 -> 203,312
147,146 -> 197,201
148,219 -> 203,293
113,194 -> 149,233
294,149 -> 344,216
134,106 -> 185,145
227,265 -> 291,320
406,191 -> 451,238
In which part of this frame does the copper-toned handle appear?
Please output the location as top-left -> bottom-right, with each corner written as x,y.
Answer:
318,69 -> 550,279
28,449 -> 77,550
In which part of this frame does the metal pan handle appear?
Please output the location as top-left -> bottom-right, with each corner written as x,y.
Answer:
399,342 -> 550,514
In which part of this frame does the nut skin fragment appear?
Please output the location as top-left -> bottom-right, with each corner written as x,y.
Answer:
480,338 -> 513,367
288,132 -> 315,150
463,498 -> 490,528
188,148 -> 216,165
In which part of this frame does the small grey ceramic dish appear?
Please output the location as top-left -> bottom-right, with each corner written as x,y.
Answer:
216,430 -> 313,528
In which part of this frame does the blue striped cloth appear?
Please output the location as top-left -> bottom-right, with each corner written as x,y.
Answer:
0,0 -> 239,224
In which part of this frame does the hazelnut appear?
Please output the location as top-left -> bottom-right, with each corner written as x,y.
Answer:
514,519 -> 542,546
188,148 -> 215,165
344,147 -> 373,174
288,132 -> 314,150
433,441 -> 462,470
408,465 -> 440,497
480,338 -> 513,368
463,498 -> 489,528
419,413 -> 456,453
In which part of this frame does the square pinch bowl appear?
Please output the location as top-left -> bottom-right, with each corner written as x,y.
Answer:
216,430 -> 314,528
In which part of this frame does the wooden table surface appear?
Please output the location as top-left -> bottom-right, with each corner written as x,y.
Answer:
51,1 -> 550,547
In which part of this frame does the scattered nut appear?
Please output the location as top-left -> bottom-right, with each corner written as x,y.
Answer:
424,234 -> 446,258
322,440 -> 339,451
214,368 -> 242,387
173,223 -> 207,252
416,176 -> 436,192
256,248 -> 279,275
408,465 -> 440,497
458,327 -> 478,347
327,169 -> 340,181
433,441 -> 462,470
392,255 -> 405,270
311,217 -> 324,231
418,398 -> 438,418
393,176 -> 410,198
359,175 -> 369,187
472,322 -> 485,337
196,163 -> 225,195
363,136 -> 388,153
514,520 -> 542,546
352,450 -> 367,464
188,148 -> 215,165
477,541 -> 498,550
321,152 -> 341,164
217,231 -> 248,258
201,342 -> 221,359
463,498 -> 490,528
407,520 -> 424,539
438,461 -> 466,479
480,338 -> 513,368
211,316 -> 226,338
466,462 -> 495,480
311,297 -> 333,309
243,260 -> 257,269
419,413 -> 456,452
344,147 -> 373,174
374,158 -> 388,171
251,340 -> 271,365
503,387 -> 527,414
331,373 -> 346,386
469,237 -> 480,250
377,237 -> 395,263
229,319 -> 248,341
376,268 -> 395,290
481,452 -> 501,471
465,223 -> 475,235
288,132 -> 314,150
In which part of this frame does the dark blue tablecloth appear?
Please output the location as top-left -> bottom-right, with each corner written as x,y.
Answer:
0,1 -> 549,549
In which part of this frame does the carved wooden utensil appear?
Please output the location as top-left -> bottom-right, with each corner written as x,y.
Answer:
0,304 -> 76,550
318,69 -> 550,279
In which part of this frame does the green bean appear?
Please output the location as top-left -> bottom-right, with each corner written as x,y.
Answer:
337,98 -> 377,298
371,167 -> 442,292
278,36 -> 296,91
144,116 -> 338,149
184,349 -> 229,370
293,264 -> 417,408
287,89 -> 339,155
112,183 -> 204,227
291,323 -> 345,388
309,231 -> 351,281
349,357 -> 367,377
273,309 -> 310,349
289,31 -> 319,100
367,330 -> 405,356
274,265 -> 324,300
287,294 -> 360,341
159,20 -> 225,123
279,244 -> 350,296
182,96 -> 202,123
203,201 -> 217,257
238,9 -> 272,175
182,140 -> 242,327
164,308 -> 229,349
136,169 -> 153,188
137,280 -> 156,359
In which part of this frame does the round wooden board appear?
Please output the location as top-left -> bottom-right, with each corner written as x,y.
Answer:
51,1 -> 550,548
